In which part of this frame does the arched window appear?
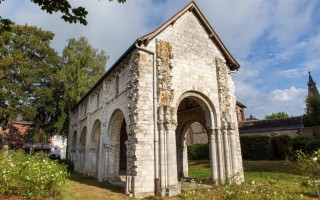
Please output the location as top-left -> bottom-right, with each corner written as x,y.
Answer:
116,76 -> 119,95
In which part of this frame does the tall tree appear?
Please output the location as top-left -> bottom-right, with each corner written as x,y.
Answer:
265,111 -> 289,119
0,24 -> 63,134
0,0 -> 126,32
304,95 -> 320,127
56,37 -> 107,134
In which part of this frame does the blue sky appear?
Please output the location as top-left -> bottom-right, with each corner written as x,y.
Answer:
1,0 -> 320,119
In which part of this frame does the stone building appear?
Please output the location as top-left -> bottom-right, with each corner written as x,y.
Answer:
68,2 -> 243,197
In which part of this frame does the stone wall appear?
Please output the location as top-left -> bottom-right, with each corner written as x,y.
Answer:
68,5 -> 243,197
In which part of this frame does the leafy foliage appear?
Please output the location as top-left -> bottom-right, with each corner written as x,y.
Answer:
240,135 -> 270,160
56,37 -> 107,134
295,149 -> 320,198
0,0 -> 127,32
265,111 -> 289,119
0,24 -> 63,134
269,135 -> 293,160
304,95 -> 320,127
0,150 -> 69,199
187,144 -> 209,160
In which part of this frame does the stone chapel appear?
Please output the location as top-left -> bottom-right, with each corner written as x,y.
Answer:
68,1 -> 244,197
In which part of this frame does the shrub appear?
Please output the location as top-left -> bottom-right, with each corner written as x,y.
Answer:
270,135 -> 293,160
0,150 -> 69,199
59,159 -> 74,173
295,149 -> 320,198
293,136 -> 312,153
240,135 -> 270,160
313,127 -> 320,139
305,139 -> 320,154
188,144 -> 209,160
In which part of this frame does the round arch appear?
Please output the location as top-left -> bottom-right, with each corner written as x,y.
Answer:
89,119 -> 101,177
175,91 -> 216,178
78,127 -> 87,173
175,91 -> 217,128
105,109 -> 128,180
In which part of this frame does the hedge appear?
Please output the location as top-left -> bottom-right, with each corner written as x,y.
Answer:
187,143 -> 209,160
269,135 -> 293,160
240,135 -> 270,160
187,135 -> 320,161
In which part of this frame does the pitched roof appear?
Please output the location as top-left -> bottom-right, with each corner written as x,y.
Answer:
139,1 -> 239,70
71,1 -> 239,111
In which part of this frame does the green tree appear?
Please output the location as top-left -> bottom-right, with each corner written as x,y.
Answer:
265,111 -> 289,119
304,95 -> 320,127
0,24 -> 63,135
56,37 -> 107,134
0,0 -> 126,32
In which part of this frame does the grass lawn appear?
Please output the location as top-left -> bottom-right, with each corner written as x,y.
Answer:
188,160 -> 317,199
60,161 -> 317,199
61,173 -> 131,200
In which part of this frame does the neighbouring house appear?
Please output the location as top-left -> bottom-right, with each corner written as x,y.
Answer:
2,117 -> 66,156
50,135 -> 67,159
68,1 -> 243,197
236,101 -> 246,123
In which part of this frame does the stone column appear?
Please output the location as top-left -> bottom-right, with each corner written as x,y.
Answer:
103,144 -> 112,180
229,125 -> 241,182
222,128 -> 231,180
207,127 -> 218,183
182,137 -> 188,177
164,121 -> 179,196
215,128 -> 224,183
158,108 -> 167,196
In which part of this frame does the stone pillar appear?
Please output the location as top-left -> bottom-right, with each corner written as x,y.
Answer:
104,144 -> 112,180
182,136 -> 188,177
228,121 -> 242,182
222,128 -> 231,180
164,122 -> 179,196
215,128 -> 224,183
158,108 -> 167,196
207,127 -> 218,183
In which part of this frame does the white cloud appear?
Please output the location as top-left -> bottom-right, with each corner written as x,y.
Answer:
0,0 -> 318,119
236,81 -> 307,119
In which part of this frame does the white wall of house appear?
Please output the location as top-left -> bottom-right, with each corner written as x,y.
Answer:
50,135 -> 67,159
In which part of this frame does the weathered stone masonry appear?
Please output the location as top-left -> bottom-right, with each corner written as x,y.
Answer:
68,2 -> 244,197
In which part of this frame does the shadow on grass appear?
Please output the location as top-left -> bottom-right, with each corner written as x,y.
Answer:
69,172 -> 125,195
243,160 -> 301,175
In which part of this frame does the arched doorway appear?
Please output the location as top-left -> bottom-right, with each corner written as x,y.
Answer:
105,109 -> 128,180
176,97 -> 209,178
119,120 -> 127,175
90,120 -> 101,177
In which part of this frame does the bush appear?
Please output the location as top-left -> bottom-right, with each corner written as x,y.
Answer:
240,135 -> 270,160
293,136 -> 312,153
188,144 -> 209,160
270,135 -> 293,160
305,140 -> 320,154
0,150 -> 69,199
59,159 -> 74,173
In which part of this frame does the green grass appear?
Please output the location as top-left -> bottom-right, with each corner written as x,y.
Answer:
59,161 -> 318,199
187,160 -> 317,199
